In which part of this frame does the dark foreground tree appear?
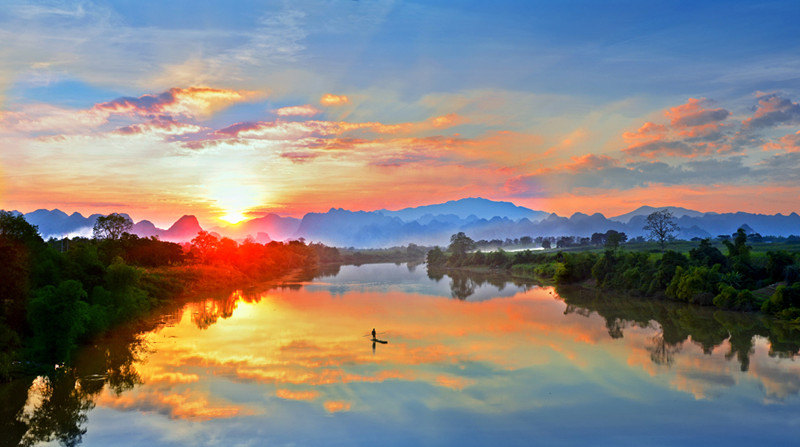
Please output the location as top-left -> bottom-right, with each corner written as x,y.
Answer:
93,213 -> 133,240
643,209 -> 679,250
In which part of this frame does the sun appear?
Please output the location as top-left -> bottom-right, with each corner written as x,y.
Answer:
220,210 -> 248,225
207,180 -> 263,225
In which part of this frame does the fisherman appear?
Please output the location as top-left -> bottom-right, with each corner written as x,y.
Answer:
372,328 -> 376,339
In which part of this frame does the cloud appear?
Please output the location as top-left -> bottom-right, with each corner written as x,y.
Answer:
275,388 -> 319,401
323,400 -> 351,413
561,154 -> 617,171
622,122 -> 667,143
94,87 -> 260,119
624,140 -> 697,158
666,98 -> 730,128
96,388 -> 255,421
0,104 -> 106,134
742,93 -> 800,130
114,117 -> 205,136
621,98 -> 732,158
320,93 -> 349,106
280,151 -> 321,163
763,131 -> 800,152
274,104 -> 321,117
504,154 -> 777,197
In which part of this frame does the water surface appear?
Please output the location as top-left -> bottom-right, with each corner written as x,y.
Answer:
5,263 -> 800,446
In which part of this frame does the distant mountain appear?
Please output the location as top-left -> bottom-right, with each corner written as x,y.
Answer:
131,220 -> 160,238
210,213 -> 300,241
5,199 -> 799,247
19,209 -> 103,238
159,215 -> 203,242
610,205 -> 705,223
380,197 -> 548,222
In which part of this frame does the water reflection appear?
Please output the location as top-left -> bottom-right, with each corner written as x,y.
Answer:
4,263 -> 800,446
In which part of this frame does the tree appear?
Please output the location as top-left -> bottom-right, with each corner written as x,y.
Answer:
448,232 -> 475,256
541,239 -> 551,249
191,230 -> 220,263
426,247 -> 447,266
591,232 -> 606,246
604,230 -> 627,251
643,209 -> 679,250
0,210 -> 43,245
93,213 -> 133,240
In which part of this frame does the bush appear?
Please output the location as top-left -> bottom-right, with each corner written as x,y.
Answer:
713,285 -> 759,311
426,247 -> 447,266
666,265 -> 720,305
762,283 -> 800,315
554,252 -> 596,285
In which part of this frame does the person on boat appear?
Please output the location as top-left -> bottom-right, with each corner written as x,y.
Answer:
372,328 -> 376,339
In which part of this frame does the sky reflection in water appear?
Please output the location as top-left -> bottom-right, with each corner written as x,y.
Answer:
17,264 -> 800,446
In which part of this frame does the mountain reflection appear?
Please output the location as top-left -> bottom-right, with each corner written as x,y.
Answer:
4,263 -> 800,446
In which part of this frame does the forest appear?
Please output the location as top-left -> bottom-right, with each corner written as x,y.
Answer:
0,211 -> 320,382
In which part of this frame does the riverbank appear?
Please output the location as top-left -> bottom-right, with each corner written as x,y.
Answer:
427,231 -> 800,321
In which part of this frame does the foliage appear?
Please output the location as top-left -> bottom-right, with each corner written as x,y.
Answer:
1,212 -> 321,381
762,283 -> 800,317
428,229 -> 800,319
766,250 -> 796,282
689,238 -> 726,267
92,213 -> 133,240
714,285 -> 759,311
448,232 -> 475,256
27,280 -> 91,362
553,252 -> 595,285
666,265 -> 721,305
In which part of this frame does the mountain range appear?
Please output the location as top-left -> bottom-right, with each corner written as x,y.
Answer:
5,197 -> 799,247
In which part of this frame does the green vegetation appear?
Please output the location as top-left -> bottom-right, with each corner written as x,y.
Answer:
428,227 -> 800,321
315,243 -> 428,265
0,212 -> 320,381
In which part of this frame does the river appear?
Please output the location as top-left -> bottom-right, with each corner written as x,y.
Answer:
3,263 -> 800,446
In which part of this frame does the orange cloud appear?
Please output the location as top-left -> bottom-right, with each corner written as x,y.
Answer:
622,122 -> 667,143
96,388 -> 254,421
276,388 -> 320,401
319,93 -> 349,106
763,131 -> 800,153
665,98 -> 729,128
619,98 -> 730,159
323,400 -> 351,413
742,93 -> 800,130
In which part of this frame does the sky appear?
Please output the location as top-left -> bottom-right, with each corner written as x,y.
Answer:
1,0 -> 799,227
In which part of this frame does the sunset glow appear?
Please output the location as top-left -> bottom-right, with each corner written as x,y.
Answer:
0,1 -> 798,225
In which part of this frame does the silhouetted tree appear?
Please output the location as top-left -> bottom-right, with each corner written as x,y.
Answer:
92,213 -> 132,240
643,209 -> 679,250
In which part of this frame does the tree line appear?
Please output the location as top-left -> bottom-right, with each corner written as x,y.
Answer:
427,215 -> 800,321
0,211 -> 320,381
